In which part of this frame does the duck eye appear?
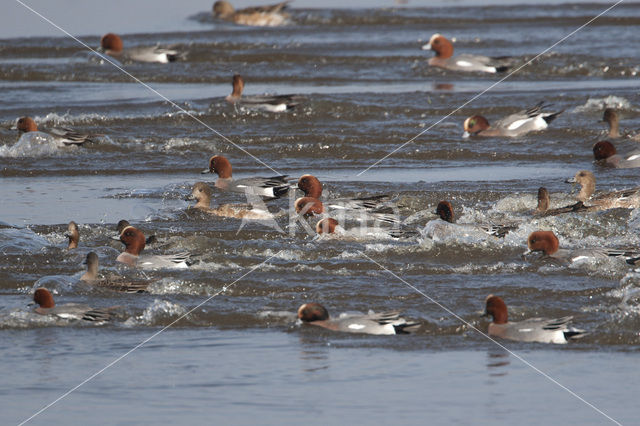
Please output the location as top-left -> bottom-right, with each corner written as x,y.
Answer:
469,119 -> 476,127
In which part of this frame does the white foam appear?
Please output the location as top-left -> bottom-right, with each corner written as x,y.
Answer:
572,96 -> 635,113
0,132 -> 66,158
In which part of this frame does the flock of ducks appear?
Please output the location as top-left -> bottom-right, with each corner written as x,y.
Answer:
13,1 -> 640,342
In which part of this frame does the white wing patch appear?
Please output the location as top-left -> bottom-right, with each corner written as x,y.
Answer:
507,118 -> 530,130
571,255 -> 590,262
456,60 -> 473,67
348,323 -> 366,330
627,154 -> 640,161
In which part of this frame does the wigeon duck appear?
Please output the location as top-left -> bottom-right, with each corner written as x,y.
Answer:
32,288 -> 115,322
117,226 -> 191,269
592,141 -> 640,169
297,303 -> 420,335
99,33 -> 183,64
116,220 -> 157,245
315,217 -> 340,234
421,33 -> 514,74
602,108 -> 621,139
66,221 -> 79,249
297,174 -> 393,213
225,74 -> 303,112
534,187 -> 594,217
484,295 -> 586,344
80,252 -> 150,293
187,182 -> 275,220
463,102 -> 562,138
294,197 -> 325,217
295,197 -> 398,225
201,155 -> 290,198
315,217 -> 417,239
535,187 -> 550,214
566,170 -> 640,209
16,116 -> 94,146
526,230 -> 639,263
433,201 -> 516,238
213,1 -> 291,27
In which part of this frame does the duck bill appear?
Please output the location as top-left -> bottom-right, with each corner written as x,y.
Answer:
565,177 -> 577,183
462,131 -> 471,139
421,43 -> 432,51
521,249 -> 533,260
200,169 -> 212,174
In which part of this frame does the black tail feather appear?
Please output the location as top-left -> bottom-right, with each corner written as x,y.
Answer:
543,110 -> 564,125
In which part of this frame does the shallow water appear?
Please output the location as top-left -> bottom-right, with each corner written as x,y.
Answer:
1,0 -> 640,424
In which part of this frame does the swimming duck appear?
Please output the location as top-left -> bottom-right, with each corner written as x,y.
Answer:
463,102 -> 562,138
116,220 -> 157,245
117,226 -> 191,269
566,170 -> 640,209
592,141 -> 640,169
81,252 -> 150,293
188,182 -> 276,220
421,33 -> 514,74
297,303 -> 420,335
99,33 -> 183,64
526,230 -> 639,263
484,294 -> 586,344
66,221 -> 79,249
431,201 -> 516,238
31,288 -> 115,322
201,155 -> 290,198
315,217 -> 417,239
225,74 -> 303,112
212,1 -> 291,26
16,116 -> 94,146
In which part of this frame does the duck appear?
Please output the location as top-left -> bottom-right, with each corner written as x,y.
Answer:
601,108 -> 640,140
566,170 -> 640,209
592,141 -> 640,169
463,102 -> 562,138
117,226 -> 191,269
315,217 -> 418,239
429,200 -> 516,238
421,33 -> 514,74
99,33 -> 183,64
187,182 -> 276,220
295,197 -> 398,225
80,252 -> 150,293
533,187 -> 595,217
297,174 -> 393,214
31,288 -> 115,322
116,220 -> 157,245
525,230 -> 639,263
297,303 -> 420,335
201,155 -> 290,198
212,1 -> 291,27
66,221 -> 79,249
483,294 -> 586,344
602,108 -> 622,139
225,74 -> 304,112
16,116 -> 94,146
